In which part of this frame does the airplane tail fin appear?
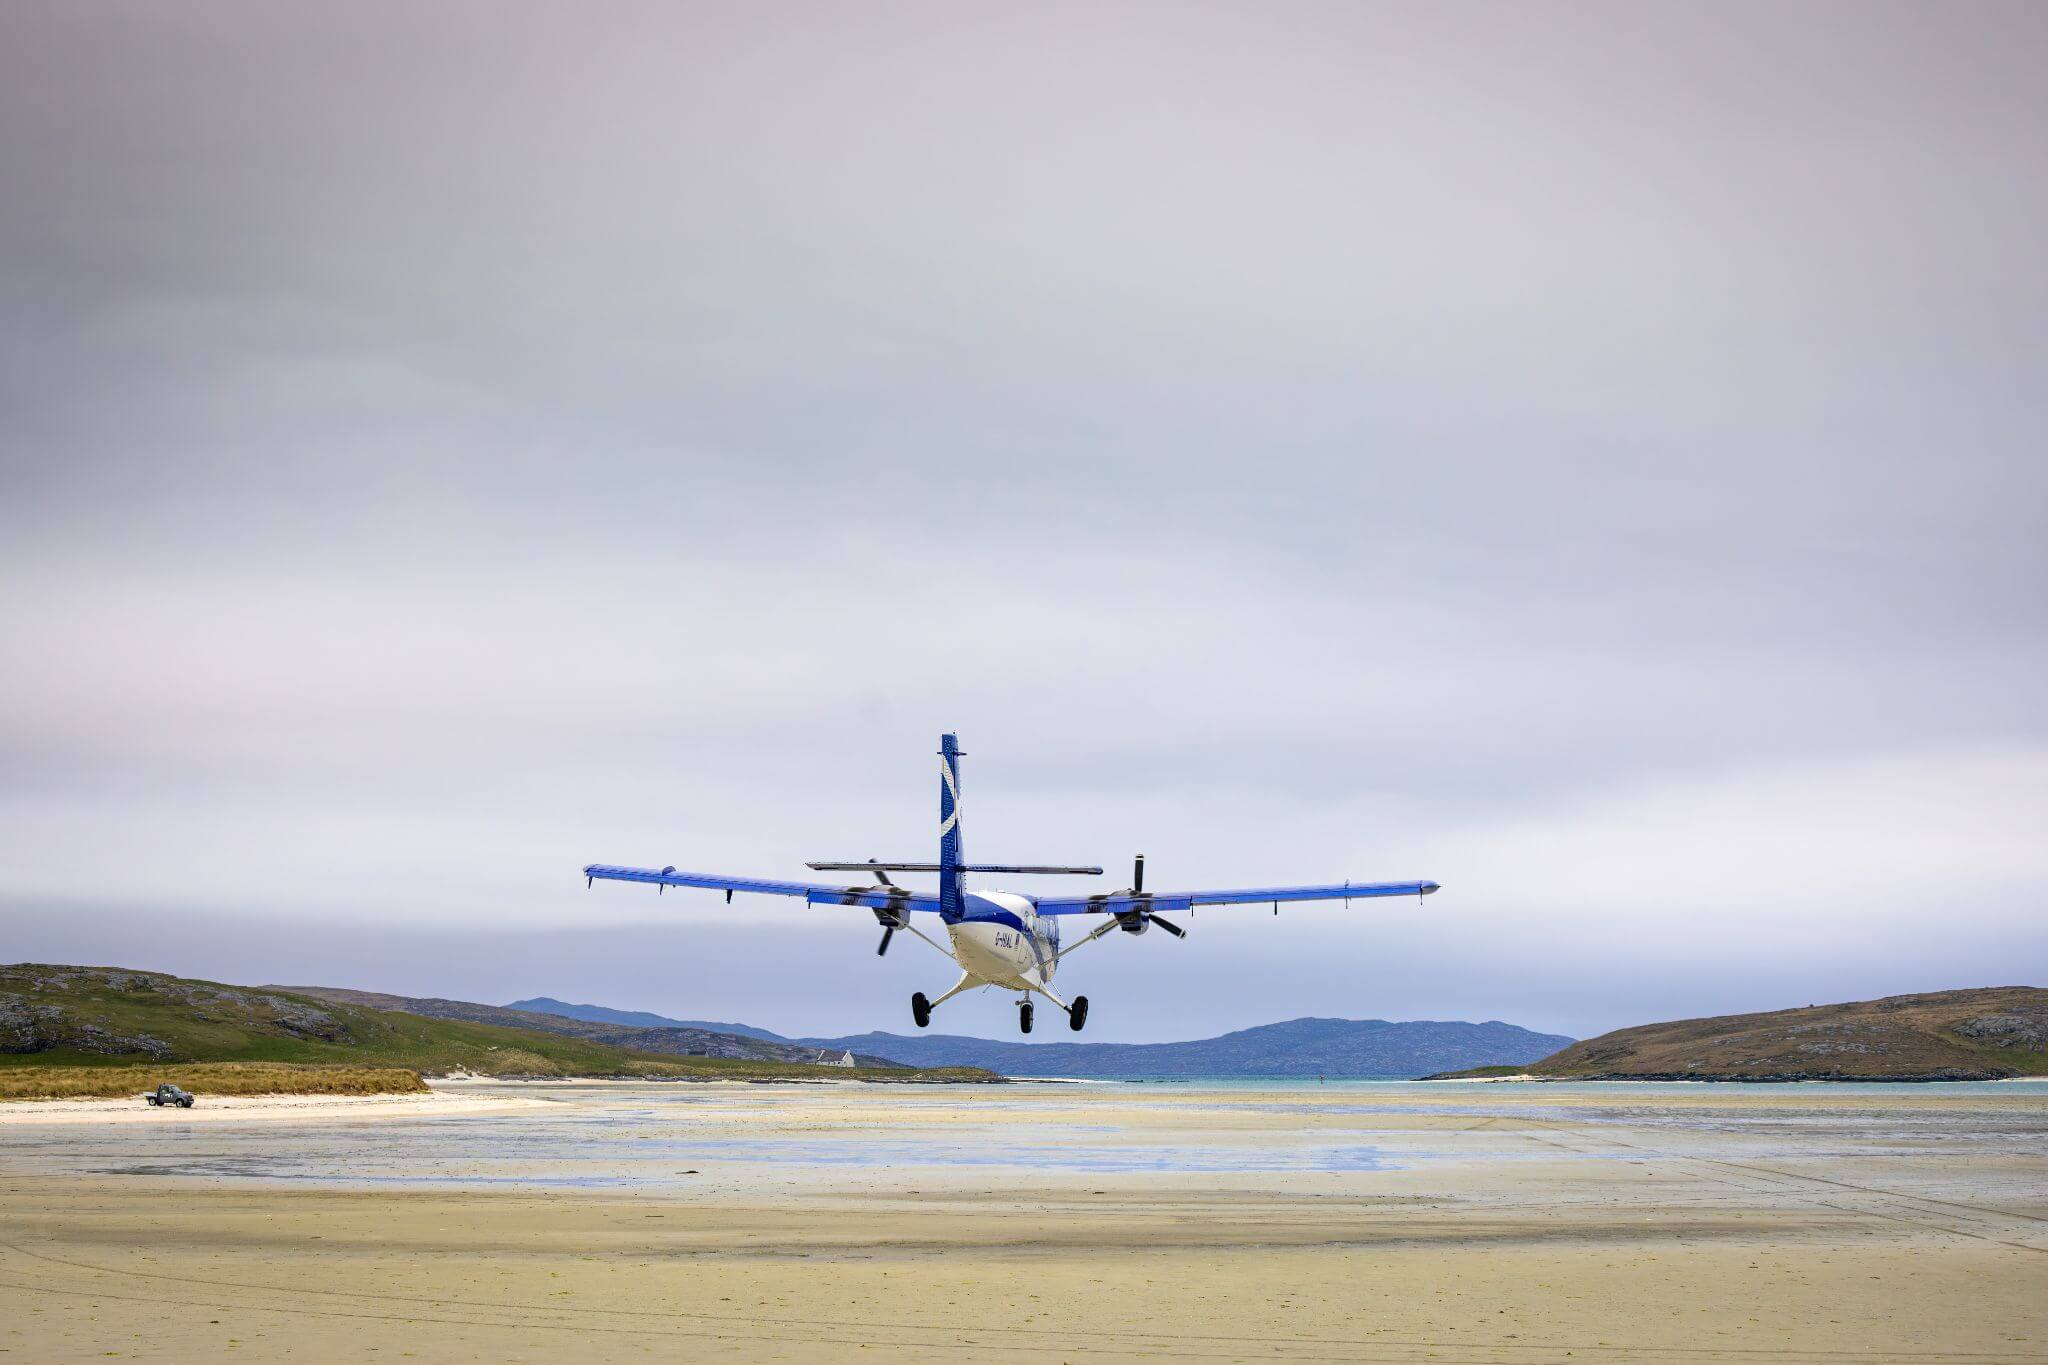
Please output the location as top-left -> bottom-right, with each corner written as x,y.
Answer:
938,733 -> 965,920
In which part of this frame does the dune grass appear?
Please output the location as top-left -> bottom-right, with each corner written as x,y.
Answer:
0,1062 -> 430,1101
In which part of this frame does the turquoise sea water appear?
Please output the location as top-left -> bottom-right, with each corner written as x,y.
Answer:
1026,1076 -> 2048,1097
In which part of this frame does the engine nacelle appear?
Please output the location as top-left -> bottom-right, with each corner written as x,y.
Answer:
1115,911 -> 1149,936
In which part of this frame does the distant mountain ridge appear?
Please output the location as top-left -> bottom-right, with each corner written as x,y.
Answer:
504,998 -> 1573,1077
791,1017 -> 1574,1078
504,997 -> 784,1041
290,987 -> 900,1067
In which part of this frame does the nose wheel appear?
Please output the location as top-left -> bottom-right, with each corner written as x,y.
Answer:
1017,999 -> 1034,1034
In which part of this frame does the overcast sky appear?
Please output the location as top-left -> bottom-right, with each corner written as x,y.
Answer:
2,2 -> 2043,1042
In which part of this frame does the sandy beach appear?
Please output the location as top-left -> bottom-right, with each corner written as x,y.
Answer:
2,1079 -> 2043,1361
0,1088 -> 552,1127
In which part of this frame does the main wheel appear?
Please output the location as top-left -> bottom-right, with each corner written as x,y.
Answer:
911,992 -> 931,1029
1018,1000 -> 1034,1034
1069,995 -> 1089,1032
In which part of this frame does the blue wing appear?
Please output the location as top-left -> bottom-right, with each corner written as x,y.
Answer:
583,864 -> 943,914
1031,879 -> 1439,916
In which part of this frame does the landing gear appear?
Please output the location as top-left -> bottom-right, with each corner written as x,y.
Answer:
1018,999 -> 1034,1034
1069,995 -> 1089,1032
911,992 -> 931,1029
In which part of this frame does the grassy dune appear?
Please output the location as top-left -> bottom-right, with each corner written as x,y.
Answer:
0,1062 -> 430,1100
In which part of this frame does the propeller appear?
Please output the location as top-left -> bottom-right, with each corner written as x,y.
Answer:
1114,854 -> 1187,939
868,861 -> 906,955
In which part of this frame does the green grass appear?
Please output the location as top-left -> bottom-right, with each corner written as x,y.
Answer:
1930,1035 -> 2048,1077
1,965 -> 1002,1084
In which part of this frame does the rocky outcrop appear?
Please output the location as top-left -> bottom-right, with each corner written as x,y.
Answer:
0,991 -> 175,1058
1954,1012 -> 2048,1050
0,993 -> 63,1051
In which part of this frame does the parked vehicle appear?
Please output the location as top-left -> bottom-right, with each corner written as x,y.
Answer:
146,1083 -> 194,1108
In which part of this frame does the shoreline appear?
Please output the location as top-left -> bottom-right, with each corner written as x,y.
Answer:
1421,1072 -> 2048,1084
0,1088 -> 553,1126
0,1074 -> 1011,1125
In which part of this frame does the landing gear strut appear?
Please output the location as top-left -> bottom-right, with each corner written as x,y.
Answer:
1018,999 -> 1034,1034
1069,995 -> 1089,1032
911,992 -> 931,1029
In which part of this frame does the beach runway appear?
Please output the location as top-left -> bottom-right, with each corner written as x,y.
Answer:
1,1080 -> 2043,1361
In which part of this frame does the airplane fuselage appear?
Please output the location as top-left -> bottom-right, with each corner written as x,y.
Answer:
947,890 -> 1059,990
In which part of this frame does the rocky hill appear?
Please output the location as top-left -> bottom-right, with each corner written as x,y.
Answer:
1527,987 -> 2048,1081
3,965 -> 350,1062
0,965 -> 971,1081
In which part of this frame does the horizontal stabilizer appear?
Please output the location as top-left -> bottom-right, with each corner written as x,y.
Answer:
806,861 -> 1102,875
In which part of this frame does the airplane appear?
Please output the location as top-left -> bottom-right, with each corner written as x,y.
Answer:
583,733 -> 1439,1035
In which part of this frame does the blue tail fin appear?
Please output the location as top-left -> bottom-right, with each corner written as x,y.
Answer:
938,733 -> 965,921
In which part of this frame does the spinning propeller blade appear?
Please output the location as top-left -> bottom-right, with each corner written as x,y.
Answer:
1114,853 -> 1187,939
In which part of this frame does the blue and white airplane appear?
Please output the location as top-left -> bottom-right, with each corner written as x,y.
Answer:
584,733 -> 1439,1035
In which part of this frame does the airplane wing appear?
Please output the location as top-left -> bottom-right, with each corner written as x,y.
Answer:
582,864 -> 943,914
1031,879 -> 1439,916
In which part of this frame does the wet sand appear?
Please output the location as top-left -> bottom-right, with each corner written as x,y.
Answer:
2,1080 -> 2044,1361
